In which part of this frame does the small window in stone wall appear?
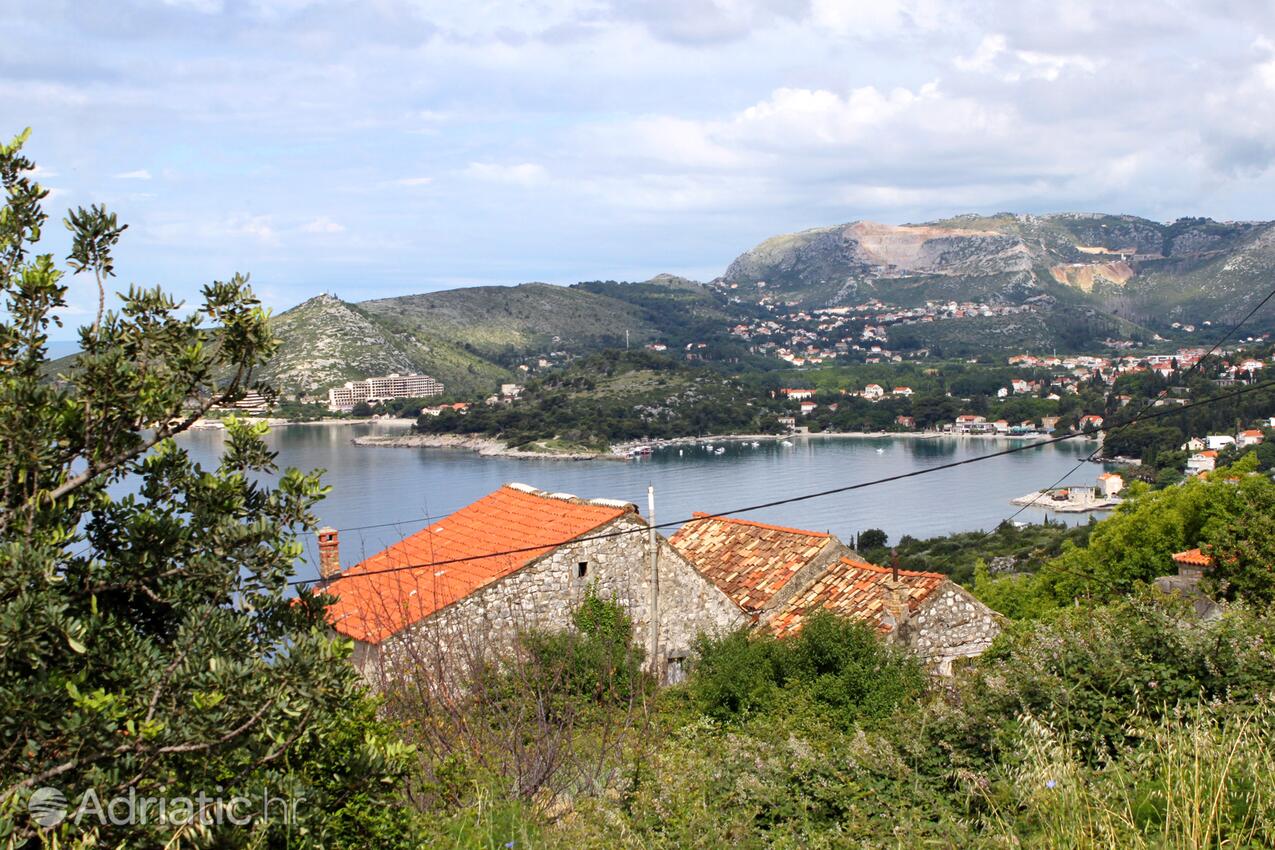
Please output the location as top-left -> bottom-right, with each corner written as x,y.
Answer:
576,561 -> 588,579
666,652 -> 689,685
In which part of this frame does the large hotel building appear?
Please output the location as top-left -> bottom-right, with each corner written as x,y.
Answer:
327,373 -> 444,411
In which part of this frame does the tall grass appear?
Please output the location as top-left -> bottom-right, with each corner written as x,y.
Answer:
989,702 -> 1275,848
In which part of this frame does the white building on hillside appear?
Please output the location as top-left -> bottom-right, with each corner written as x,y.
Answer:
328,373 -> 444,411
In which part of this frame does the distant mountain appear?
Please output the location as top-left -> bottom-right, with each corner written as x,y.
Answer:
261,278 -> 755,398
721,213 -> 1275,331
260,213 -> 1275,397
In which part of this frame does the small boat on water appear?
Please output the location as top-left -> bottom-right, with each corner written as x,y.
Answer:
714,447 -> 726,455
780,440 -> 794,447
875,447 -> 885,454
751,441 -> 760,448
628,445 -> 653,458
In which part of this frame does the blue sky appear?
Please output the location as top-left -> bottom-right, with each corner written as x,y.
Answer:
5,0 -> 1275,331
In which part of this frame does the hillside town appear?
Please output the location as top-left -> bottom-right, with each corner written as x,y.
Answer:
719,297 -> 1045,366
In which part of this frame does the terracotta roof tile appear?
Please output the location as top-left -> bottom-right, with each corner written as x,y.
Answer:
767,556 -> 947,639
1172,548 -> 1214,568
669,514 -> 834,614
322,484 -> 633,644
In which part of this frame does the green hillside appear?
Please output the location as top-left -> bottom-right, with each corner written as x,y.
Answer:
357,283 -> 660,364
261,293 -> 511,398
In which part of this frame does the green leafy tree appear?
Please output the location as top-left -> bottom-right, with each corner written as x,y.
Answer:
1202,464 -> 1275,604
856,528 -> 888,551
0,130 -> 412,846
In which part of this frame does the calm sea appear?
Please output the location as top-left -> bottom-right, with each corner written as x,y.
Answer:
169,423 -> 1110,581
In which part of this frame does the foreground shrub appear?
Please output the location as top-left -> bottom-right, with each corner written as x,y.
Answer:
930,596 -> 1275,775
690,612 -> 924,727
383,590 -> 653,811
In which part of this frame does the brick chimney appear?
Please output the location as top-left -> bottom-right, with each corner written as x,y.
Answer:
317,527 -> 341,581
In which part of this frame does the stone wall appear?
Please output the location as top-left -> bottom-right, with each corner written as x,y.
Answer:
902,581 -> 1002,675
357,513 -> 746,686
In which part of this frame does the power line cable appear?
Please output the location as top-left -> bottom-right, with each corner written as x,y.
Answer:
287,376 -> 1275,588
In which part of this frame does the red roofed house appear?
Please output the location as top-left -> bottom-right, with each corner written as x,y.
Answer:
1078,414 -> 1104,431
1187,450 -> 1218,475
668,514 -> 851,623
766,556 -> 1002,674
1238,429 -> 1265,448
320,483 -> 745,685
781,388 -> 815,400
669,515 -> 1001,674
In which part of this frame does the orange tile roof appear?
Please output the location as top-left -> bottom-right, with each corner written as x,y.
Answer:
767,556 -> 947,639
669,514 -> 835,615
1172,548 -> 1214,568
322,484 -> 634,644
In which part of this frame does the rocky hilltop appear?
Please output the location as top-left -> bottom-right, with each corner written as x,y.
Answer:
721,213 -> 1275,328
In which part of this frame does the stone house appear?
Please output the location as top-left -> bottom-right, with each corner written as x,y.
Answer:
319,483 -> 746,686
766,556 -> 1002,675
668,514 -> 1001,674
668,514 -> 851,624
1097,472 -> 1124,498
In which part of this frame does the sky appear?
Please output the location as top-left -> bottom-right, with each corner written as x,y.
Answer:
5,0 -> 1275,330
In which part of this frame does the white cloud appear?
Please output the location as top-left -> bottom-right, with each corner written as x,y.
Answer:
463,162 -> 549,186
13,0 -> 1275,304
955,34 -> 1007,73
160,0 -> 223,13
22,164 -> 59,179
299,216 -> 346,234
955,33 -> 1101,82
114,169 -> 153,181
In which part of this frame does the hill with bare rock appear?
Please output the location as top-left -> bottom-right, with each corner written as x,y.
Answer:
720,213 -> 1275,334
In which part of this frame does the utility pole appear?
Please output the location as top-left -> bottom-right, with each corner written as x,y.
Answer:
647,484 -> 660,680
626,329 -> 630,350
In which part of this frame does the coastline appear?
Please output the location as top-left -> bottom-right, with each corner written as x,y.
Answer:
352,431 -> 626,461
348,427 -> 1103,462
190,416 -> 417,430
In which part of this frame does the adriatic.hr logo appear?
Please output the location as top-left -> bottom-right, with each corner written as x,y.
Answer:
27,787 -> 68,828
